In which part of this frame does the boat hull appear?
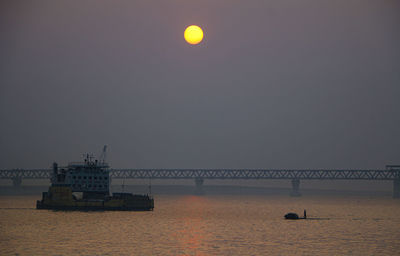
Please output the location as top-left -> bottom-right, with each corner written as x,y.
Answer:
36,203 -> 153,211
36,186 -> 154,211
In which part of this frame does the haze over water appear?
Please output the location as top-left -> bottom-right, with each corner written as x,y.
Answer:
1,0 -> 399,170
1,0 -> 399,255
1,195 -> 399,255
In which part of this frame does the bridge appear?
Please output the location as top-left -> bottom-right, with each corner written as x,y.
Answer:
1,167 -> 400,197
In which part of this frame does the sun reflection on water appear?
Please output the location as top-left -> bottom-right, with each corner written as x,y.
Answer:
174,196 -> 210,255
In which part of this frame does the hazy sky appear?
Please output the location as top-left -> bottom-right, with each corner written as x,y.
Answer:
1,0 -> 399,169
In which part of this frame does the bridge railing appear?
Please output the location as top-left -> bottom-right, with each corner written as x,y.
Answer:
109,169 -> 400,180
1,169 -> 399,180
0,169 -> 52,179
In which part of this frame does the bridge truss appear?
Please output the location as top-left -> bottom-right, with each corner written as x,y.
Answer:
1,169 -> 399,180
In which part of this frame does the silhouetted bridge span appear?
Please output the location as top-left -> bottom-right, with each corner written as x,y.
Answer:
1,167 -> 400,197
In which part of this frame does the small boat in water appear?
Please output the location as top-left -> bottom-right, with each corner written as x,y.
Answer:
284,210 -> 307,220
284,213 -> 299,219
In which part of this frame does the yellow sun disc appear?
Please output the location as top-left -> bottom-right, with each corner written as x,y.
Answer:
184,25 -> 204,45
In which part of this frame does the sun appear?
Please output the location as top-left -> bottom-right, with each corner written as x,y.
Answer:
184,25 -> 204,45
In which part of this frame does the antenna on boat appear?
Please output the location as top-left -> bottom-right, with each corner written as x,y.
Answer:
99,145 -> 107,165
148,178 -> 152,195
122,174 -> 126,193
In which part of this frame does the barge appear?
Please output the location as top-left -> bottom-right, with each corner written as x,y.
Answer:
37,154 -> 154,211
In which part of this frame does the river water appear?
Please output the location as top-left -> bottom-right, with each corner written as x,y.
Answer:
1,195 -> 400,255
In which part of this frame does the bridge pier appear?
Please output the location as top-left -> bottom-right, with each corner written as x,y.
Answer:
393,179 -> 400,198
290,178 -> 301,197
194,178 -> 204,195
12,177 -> 22,188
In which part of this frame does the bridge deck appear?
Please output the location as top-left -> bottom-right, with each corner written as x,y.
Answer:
1,169 -> 399,180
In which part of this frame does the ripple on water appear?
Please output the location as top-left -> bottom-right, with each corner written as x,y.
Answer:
0,195 -> 400,255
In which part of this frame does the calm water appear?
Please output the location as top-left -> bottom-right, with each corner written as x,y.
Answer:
1,195 -> 400,255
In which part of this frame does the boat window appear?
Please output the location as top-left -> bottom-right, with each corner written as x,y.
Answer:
83,176 -> 87,179
99,185 -> 102,188
94,177 -> 97,180
73,176 -> 76,179
99,177 -> 102,180
104,177 -> 108,180
78,176 -> 81,179
89,176 -> 92,179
